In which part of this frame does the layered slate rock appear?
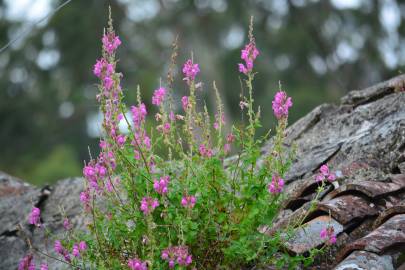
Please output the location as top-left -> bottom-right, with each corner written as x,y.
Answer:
0,175 -> 85,269
0,75 -> 404,269
262,75 -> 405,269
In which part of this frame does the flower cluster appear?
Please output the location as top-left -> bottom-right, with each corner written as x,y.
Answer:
199,144 -> 213,158
128,258 -> 148,270
268,175 -> 285,194
83,150 -> 116,192
161,246 -> 193,268
238,41 -> 259,75
102,32 -> 121,54
213,113 -> 225,130
320,226 -> 337,245
18,255 -> 35,270
181,96 -> 190,111
19,17 -> 331,270
29,207 -> 41,227
54,240 -> 87,262
131,103 -> 148,128
272,91 -> 293,119
93,58 -> 115,91
140,197 -> 159,215
182,59 -> 200,83
63,218 -> 71,230
181,195 -> 196,209
152,87 -> 167,106
153,176 -> 170,195
315,164 -> 336,182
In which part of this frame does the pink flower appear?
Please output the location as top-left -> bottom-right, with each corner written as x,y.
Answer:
79,241 -> 87,251
143,135 -> 151,149
238,41 -> 259,74
152,87 -> 166,106
103,76 -> 114,90
131,103 -> 147,128
315,164 -> 337,183
161,246 -> 193,268
116,134 -> 126,147
140,197 -> 159,215
99,140 -> 108,149
83,164 -> 96,179
29,207 -> 41,227
181,96 -> 189,111
63,218 -> 71,230
18,255 -> 34,270
181,195 -> 196,209
72,244 -> 80,257
93,58 -> 114,78
224,143 -> 231,154
268,175 -> 284,194
128,258 -> 148,270
153,176 -> 170,195
80,190 -> 90,205
40,263 -> 48,270
320,165 -> 329,175
169,111 -> 175,121
134,150 -> 141,160
163,122 -> 171,134
199,144 -> 213,158
226,133 -> 235,143
102,32 -> 122,54
182,59 -> 200,82
214,113 -> 225,130
320,226 -> 337,245
54,240 -> 64,254
272,91 -> 293,119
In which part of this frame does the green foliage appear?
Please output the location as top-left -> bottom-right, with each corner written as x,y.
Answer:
36,18 -> 331,269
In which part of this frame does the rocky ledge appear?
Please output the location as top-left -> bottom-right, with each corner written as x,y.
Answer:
1,75 -> 405,269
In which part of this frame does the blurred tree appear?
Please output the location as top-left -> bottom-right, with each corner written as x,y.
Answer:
0,0 -> 403,184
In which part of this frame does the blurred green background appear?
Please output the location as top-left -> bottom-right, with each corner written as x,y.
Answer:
0,0 -> 404,185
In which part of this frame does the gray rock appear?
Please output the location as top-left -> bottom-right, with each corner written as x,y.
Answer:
334,250 -> 394,270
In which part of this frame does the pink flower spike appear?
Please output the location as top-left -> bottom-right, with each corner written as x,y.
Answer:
320,165 -> 329,176
181,195 -> 196,209
79,241 -> 87,251
103,76 -> 114,90
18,255 -> 34,270
224,143 -> 231,154
40,263 -> 48,270
182,59 -> 200,82
72,244 -> 80,257
152,87 -> 167,106
238,41 -> 259,74
268,175 -> 284,194
116,134 -> 126,147
63,218 -> 71,230
181,96 -> 189,111
128,258 -> 148,270
54,240 -> 64,254
102,32 -> 122,55
153,176 -> 170,195
320,226 -> 336,245
272,91 -> 293,119
29,207 -> 41,227
140,197 -> 159,215
315,164 -> 337,183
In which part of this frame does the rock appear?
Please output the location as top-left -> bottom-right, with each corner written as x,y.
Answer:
334,250 -> 394,270
0,176 -> 85,269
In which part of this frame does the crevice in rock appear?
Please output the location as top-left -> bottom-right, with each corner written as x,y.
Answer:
351,87 -> 395,109
312,143 -> 343,174
0,229 -> 18,237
